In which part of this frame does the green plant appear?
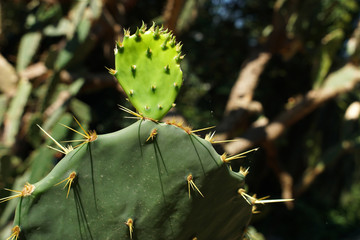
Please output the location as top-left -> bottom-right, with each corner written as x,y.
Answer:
111,23 -> 183,121
1,23 -> 290,240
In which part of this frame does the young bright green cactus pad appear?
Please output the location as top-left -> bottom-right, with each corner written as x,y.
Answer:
112,23 -> 183,120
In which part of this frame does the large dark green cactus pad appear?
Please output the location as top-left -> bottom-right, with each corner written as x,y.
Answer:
113,24 -> 183,120
12,120 -> 252,239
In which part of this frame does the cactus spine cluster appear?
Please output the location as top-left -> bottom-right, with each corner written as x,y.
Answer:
2,23 -> 291,240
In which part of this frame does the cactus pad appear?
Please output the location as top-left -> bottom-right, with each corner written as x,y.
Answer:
112,24 -> 183,120
11,120 -> 252,239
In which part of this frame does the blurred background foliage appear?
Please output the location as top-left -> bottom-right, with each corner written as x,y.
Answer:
1,0 -> 360,239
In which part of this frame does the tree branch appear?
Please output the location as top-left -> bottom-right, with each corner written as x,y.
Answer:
217,51 -> 271,137
223,63 -> 360,155
162,0 -> 186,34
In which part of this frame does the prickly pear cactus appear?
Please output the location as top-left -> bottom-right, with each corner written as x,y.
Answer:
2,24 -> 290,240
7,120 -> 254,240
111,23 -> 183,120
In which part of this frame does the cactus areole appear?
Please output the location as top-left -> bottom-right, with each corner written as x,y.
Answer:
113,23 -> 183,120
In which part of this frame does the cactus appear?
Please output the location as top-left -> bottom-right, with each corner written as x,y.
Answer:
2,24 -> 291,240
110,22 -> 183,120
